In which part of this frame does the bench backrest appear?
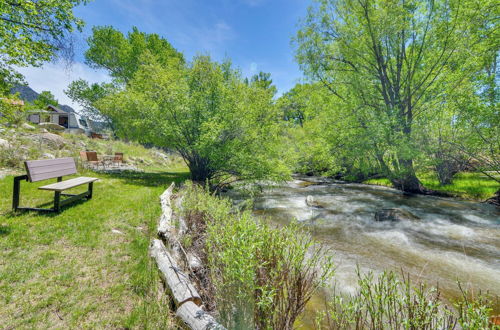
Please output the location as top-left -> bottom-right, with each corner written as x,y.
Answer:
24,157 -> 77,182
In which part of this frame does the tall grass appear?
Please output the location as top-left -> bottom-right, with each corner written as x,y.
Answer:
316,270 -> 498,330
179,182 -> 335,329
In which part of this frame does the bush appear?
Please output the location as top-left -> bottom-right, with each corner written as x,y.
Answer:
316,270 -> 497,330
179,182 -> 335,329
0,98 -> 26,126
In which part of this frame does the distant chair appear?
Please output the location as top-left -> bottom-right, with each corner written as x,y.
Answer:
86,151 -> 104,169
113,152 -> 124,167
79,151 -> 89,168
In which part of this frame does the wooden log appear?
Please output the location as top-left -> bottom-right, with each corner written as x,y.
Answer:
176,301 -> 226,330
158,182 -> 175,237
187,253 -> 203,271
150,239 -> 202,306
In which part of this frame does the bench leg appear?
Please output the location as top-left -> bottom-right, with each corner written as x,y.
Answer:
54,191 -> 61,213
88,182 -> 93,199
12,175 -> 28,212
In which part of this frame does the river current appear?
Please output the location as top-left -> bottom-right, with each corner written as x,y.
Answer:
226,176 -> 500,320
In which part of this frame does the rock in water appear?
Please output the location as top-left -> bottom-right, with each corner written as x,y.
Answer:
306,195 -> 324,208
374,208 -> 419,222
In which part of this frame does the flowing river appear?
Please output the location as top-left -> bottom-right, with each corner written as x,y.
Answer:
226,176 -> 500,324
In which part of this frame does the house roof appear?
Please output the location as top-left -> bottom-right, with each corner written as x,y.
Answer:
46,104 -> 67,113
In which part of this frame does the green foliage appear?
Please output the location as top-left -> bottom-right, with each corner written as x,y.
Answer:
65,79 -> 116,122
84,26 -> 184,84
33,90 -> 58,108
0,96 -> 26,125
0,0 -> 89,90
99,54 -> 290,185
293,0 -> 499,193
317,270 -> 496,329
248,71 -> 277,95
180,182 -> 335,329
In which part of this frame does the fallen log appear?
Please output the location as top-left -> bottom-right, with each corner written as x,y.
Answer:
176,301 -> 225,330
150,239 -> 202,306
158,182 -> 175,237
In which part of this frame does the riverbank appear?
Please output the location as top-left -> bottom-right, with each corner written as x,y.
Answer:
363,171 -> 499,201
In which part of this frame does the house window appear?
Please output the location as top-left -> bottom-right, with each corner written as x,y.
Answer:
79,119 -> 88,128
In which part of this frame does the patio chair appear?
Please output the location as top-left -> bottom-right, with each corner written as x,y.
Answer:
86,151 -> 104,169
79,151 -> 89,168
113,152 -> 124,167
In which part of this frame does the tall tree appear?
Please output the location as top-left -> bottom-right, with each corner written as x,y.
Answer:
98,54 -> 289,186
0,0 -> 88,92
33,90 -> 58,108
295,0 -> 497,193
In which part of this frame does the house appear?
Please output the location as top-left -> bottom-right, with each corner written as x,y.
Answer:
27,105 -> 91,135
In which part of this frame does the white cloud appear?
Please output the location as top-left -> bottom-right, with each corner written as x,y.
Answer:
16,61 -> 111,112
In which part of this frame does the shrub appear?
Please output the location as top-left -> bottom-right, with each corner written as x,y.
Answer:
316,270 -> 497,330
179,182 -> 335,329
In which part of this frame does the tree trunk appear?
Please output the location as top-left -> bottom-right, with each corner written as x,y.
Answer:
187,156 -> 212,183
389,159 -> 427,194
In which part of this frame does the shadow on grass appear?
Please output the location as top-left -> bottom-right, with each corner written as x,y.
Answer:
99,170 -> 190,187
0,224 -> 11,236
4,196 -> 91,219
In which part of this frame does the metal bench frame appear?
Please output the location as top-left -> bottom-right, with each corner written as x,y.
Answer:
12,158 -> 96,213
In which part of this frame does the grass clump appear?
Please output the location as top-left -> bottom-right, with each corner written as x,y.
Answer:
317,270 -> 498,330
364,172 -> 499,201
178,182 -> 335,329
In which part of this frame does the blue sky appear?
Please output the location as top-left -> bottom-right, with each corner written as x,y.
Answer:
19,0 -> 310,110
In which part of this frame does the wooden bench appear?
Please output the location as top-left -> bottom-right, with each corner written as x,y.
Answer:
12,157 -> 98,213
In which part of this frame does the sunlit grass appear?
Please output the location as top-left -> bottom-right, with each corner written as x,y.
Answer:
364,172 -> 499,200
0,166 -> 189,328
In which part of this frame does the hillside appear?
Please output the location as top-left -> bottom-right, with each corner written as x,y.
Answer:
0,126 -> 184,175
10,84 -> 76,112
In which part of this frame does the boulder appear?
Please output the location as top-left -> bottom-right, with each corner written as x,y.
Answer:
38,122 -> 65,131
21,123 -> 35,130
374,208 -> 420,222
0,138 -> 9,148
40,133 -> 65,148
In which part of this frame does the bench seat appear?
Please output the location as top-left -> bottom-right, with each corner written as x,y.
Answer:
39,177 -> 99,192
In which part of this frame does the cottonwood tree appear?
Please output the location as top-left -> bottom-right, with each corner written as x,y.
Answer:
295,0 -> 497,193
66,27 -> 184,128
98,54 -> 290,186
0,0 -> 88,92
84,26 -> 184,84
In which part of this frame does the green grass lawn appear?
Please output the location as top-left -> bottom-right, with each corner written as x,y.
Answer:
0,167 -> 189,328
364,172 -> 499,200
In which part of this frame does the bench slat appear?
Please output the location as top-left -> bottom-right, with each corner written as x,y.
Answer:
38,177 -> 98,192
25,157 -> 77,182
